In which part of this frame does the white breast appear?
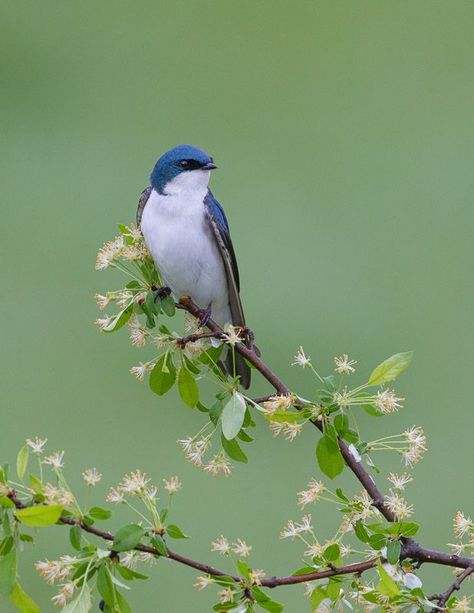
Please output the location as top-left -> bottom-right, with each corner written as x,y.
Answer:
140,186 -> 231,325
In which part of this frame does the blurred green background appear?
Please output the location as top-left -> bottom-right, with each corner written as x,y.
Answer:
2,1 -> 473,610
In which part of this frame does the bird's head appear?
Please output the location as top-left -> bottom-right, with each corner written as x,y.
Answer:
150,144 -> 217,195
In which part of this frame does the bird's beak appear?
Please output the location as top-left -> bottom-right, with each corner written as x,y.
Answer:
201,162 -> 217,170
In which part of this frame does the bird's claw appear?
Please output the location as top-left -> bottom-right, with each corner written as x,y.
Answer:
153,286 -> 171,301
242,326 -> 260,355
199,304 -> 212,327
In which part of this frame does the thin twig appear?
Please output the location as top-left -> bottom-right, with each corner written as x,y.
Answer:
430,566 -> 474,609
176,331 -> 222,348
176,297 -> 474,572
6,490 -> 377,587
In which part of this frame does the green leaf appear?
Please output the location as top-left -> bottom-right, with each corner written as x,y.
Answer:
149,354 -> 176,396
116,565 -> 148,581
112,524 -> 145,552
0,496 -> 15,509
115,590 -> 132,613
291,566 -> 318,576
10,582 -> 41,613
327,578 -> 342,601
184,355 -> 201,375
265,411 -> 301,423
354,520 -> 370,543
97,565 -> 116,607
0,536 -> 14,556
377,562 -> 400,598
161,295 -> 176,317
310,587 -> 329,610
178,366 -> 199,408
386,540 -> 401,564
368,351 -> 413,386
69,525 -> 82,551
28,475 -> 43,495
102,306 -> 133,333
0,549 -> 17,596
398,522 -> 419,537
316,435 -> 344,479
335,488 -> 349,503
235,560 -> 250,579
323,543 -> 340,562
362,404 -> 384,417
221,392 -> 247,440
166,524 -> 190,539
209,399 -> 224,425
62,584 -> 92,613
89,506 -> 112,521
334,414 -> 348,436
16,505 -> 62,527
237,430 -> 254,442
140,298 -> 155,328
16,445 -> 29,482
150,534 -> 168,556
19,534 -> 34,544
221,434 -> 248,463
252,586 -> 284,612
368,533 -> 386,550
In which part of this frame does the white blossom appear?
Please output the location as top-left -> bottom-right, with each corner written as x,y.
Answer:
453,511 -> 473,539
106,487 -> 124,503
334,354 -> 357,374
374,389 -> 404,414
194,575 -> 214,591
231,539 -> 252,558
249,569 -> 266,585
292,346 -> 311,368
82,468 -> 102,486
297,479 -> 325,509
384,491 -> 414,519
119,469 -> 150,494
211,535 -> 230,555
163,476 -> 182,494
26,437 -> 48,454
43,451 -> 65,469
387,472 -> 412,490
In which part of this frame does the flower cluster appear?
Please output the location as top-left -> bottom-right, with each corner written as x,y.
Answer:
297,478 -> 326,509
106,469 -> 158,503
95,226 -> 148,271
178,435 -> 233,476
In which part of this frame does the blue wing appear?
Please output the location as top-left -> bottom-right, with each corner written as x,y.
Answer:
204,190 -> 250,388
204,190 -> 240,291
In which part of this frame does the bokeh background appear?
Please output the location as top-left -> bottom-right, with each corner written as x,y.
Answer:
2,1 -> 473,610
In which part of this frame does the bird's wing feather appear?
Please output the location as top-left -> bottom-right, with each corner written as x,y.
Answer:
136,186 -> 152,227
204,191 -> 244,325
204,190 -> 250,389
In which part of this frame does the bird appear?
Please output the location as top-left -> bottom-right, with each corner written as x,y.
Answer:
137,144 -> 251,389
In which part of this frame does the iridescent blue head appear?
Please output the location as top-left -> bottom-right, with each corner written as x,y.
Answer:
150,144 -> 217,194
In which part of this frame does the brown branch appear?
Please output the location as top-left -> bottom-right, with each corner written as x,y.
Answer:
430,566 -> 474,609
251,395 -> 275,405
7,297 -> 472,597
176,331 -> 222,348
176,297 -> 474,571
7,490 -> 378,587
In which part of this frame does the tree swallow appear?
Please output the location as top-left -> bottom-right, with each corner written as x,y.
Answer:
137,144 -> 251,388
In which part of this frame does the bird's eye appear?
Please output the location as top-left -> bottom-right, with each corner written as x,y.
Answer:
179,160 -> 190,168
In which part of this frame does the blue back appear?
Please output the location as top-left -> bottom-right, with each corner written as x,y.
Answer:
204,190 -> 230,235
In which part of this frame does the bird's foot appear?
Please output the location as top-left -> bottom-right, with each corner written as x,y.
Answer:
152,285 -> 171,302
198,303 -> 212,328
242,326 -> 260,355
